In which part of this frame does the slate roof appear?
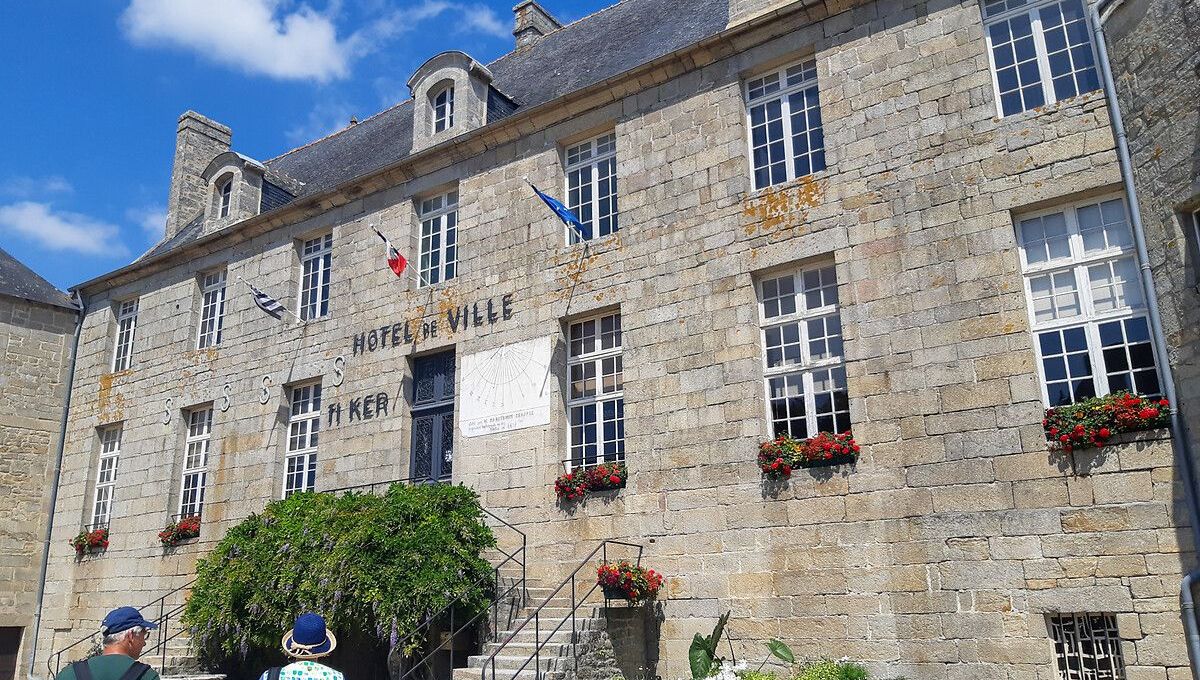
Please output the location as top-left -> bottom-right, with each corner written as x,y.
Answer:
0,246 -> 76,309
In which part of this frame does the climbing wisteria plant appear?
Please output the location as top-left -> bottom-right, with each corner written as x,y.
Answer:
182,484 -> 495,676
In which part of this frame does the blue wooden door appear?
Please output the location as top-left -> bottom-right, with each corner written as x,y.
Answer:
411,350 -> 455,482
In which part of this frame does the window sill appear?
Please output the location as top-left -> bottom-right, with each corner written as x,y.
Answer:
564,231 -> 621,254
161,537 -> 201,551
744,167 -> 832,202
992,88 -> 1105,124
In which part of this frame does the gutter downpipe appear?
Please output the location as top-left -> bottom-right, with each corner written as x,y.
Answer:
1088,1 -> 1200,676
27,290 -> 85,680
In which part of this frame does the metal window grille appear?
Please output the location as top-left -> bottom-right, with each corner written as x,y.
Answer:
179,408 -> 212,517
1015,196 -> 1162,406
197,270 -> 227,349
744,58 -> 826,190
284,382 -> 322,497
112,299 -> 138,372
564,132 -> 618,244
567,312 -> 624,469
757,264 -> 848,438
1049,613 -> 1126,680
299,234 -> 332,320
91,425 -> 122,528
418,190 -> 459,286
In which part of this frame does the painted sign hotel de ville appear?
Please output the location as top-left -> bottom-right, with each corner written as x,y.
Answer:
8,0 -> 1200,678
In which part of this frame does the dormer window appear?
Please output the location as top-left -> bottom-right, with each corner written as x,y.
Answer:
433,86 -> 455,133
218,178 -> 232,218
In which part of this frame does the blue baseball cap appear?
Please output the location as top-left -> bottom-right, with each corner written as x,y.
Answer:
101,607 -> 159,635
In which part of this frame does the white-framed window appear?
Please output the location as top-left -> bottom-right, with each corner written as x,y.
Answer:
757,263 -> 849,439
1017,196 -> 1162,405
1190,209 -> 1200,278
1048,613 -> 1125,680
91,425 -> 122,528
179,407 -> 212,518
197,269 -> 227,349
433,86 -> 454,133
744,58 -> 826,191
418,190 -> 458,286
564,132 -> 618,244
299,233 -> 332,320
567,312 -> 624,468
983,0 -> 1100,117
284,381 -> 321,497
218,178 -> 233,218
112,299 -> 138,372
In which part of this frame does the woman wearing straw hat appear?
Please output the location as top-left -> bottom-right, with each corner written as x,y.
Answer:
258,613 -> 343,680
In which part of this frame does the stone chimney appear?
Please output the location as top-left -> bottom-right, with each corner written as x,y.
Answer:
165,111 -> 231,239
512,0 -> 562,48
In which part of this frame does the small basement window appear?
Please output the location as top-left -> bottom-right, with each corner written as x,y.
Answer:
1048,613 -> 1125,680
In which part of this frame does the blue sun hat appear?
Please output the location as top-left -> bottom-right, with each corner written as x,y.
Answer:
281,613 -> 337,659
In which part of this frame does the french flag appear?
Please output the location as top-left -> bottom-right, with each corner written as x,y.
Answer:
373,227 -> 407,277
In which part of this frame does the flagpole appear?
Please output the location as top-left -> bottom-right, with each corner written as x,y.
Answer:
235,276 -> 306,324
371,224 -> 431,288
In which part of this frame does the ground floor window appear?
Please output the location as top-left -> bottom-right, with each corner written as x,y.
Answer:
1048,613 -> 1125,680
567,312 -> 624,468
412,350 -> 456,482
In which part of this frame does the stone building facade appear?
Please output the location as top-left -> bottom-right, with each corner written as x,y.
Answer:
31,0 -> 1200,678
0,248 -> 76,680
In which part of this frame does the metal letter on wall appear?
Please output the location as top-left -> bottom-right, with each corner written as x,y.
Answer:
332,355 -> 346,387
220,383 -> 232,412
162,397 -> 174,424
259,375 -> 273,405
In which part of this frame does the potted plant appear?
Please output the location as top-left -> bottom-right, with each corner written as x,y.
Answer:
1044,392 -> 1170,452
758,431 -> 859,478
70,527 -> 109,556
555,462 -> 627,502
159,515 -> 202,547
596,560 -> 662,604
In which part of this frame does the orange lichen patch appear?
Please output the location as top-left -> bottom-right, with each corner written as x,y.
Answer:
97,371 -> 130,420
556,249 -> 603,300
742,175 -> 825,237
437,288 -> 466,334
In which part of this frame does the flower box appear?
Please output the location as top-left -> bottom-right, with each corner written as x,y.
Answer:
1044,391 -> 1170,452
70,528 -> 109,556
758,431 -> 859,479
596,561 -> 662,604
555,462 -> 626,503
159,516 -> 201,547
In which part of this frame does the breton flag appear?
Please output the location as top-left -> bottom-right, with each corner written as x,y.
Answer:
373,227 -> 408,277
529,182 -> 591,241
247,281 -> 285,319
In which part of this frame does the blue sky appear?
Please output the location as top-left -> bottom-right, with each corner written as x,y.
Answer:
0,0 -> 610,291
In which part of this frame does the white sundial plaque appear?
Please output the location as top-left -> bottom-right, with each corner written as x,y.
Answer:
460,335 -> 553,437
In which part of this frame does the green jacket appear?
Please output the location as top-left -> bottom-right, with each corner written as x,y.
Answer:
54,655 -> 161,680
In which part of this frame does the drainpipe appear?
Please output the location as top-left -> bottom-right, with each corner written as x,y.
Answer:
27,290 -> 85,680
1087,2 -> 1200,677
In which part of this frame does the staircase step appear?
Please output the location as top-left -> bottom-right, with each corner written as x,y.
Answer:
453,668 -> 563,680
467,655 -> 569,672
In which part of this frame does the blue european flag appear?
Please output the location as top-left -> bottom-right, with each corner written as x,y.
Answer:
531,184 -> 591,241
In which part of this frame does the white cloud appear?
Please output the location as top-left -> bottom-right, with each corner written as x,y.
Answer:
0,202 -> 130,257
1,175 -> 73,199
127,205 -> 168,241
457,4 -> 509,39
285,102 -> 359,145
121,0 -> 353,82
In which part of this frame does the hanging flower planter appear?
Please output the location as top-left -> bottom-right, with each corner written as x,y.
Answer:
159,516 -> 202,547
1044,391 -> 1170,452
555,462 -> 627,502
596,561 -> 662,604
70,528 -> 109,556
758,431 -> 859,479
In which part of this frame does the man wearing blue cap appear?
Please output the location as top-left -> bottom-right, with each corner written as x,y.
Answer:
54,607 -> 161,680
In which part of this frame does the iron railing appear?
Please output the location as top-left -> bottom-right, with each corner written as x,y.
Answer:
480,540 -> 644,680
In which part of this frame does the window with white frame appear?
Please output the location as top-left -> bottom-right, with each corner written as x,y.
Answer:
284,382 -> 321,497
433,86 -> 454,133
1190,209 -> 1200,278
1017,196 -> 1162,406
567,312 -> 624,468
197,269 -> 227,349
112,299 -> 138,372
983,0 -> 1100,117
1048,613 -> 1125,680
564,132 -> 618,244
745,58 -> 826,191
91,425 -> 122,528
179,407 -> 212,518
758,264 -> 849,439
218,178 -> 233,218
418,190 -> 458,286
299,233 -> 332,320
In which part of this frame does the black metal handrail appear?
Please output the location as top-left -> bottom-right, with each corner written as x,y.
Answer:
481,540 -> 643,680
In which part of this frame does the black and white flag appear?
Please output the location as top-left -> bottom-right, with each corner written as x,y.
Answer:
247,282 -> 285,319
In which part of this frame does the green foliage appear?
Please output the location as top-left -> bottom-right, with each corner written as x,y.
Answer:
765,639 -> 794,665
737,671 -> 778,680
690,612 -> 730,679
794,660 -> 870,680
182,484 -> 495,671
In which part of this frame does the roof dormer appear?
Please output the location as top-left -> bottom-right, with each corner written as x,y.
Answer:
201,151 -> 265,234
408,51 -> 494,152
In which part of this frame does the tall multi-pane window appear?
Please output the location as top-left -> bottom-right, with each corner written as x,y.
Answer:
218,179 -> 233,218
564,132 -> 618,244
757,264 -> 849,439
567,312 -> 624,468
197,270 -> 227,349
91,425 -> 122,528
418,191 -> 458,286
433,86 -> 454,133
1018,196 -> 1161,406
983,0 -> 1100,117
112,299 -> 138,372
299,234 -> 332,321
179,407 -> 212,518
284,382 -> 321,497
745,58 -> 826,190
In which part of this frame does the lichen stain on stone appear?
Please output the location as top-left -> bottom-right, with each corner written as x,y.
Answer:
97,371 -> 129,420
437,288 -> 466,336
556,250 -> 603,300
741,175 -> 825,237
